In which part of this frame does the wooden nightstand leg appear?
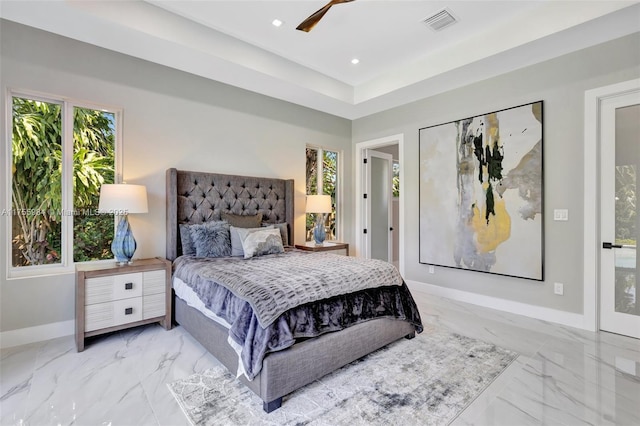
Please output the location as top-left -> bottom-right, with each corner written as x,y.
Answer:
162,259 -> 172,330
160,316 -> 171,330
76,271 -> 86,352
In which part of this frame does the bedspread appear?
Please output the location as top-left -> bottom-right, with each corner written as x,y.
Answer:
174,250 -> 403,327
173,250 -> 423,380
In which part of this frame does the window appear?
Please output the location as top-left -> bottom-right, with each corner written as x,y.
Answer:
306,146 -> 339,241
393,160 -> 400,198
7,92 -> 120,275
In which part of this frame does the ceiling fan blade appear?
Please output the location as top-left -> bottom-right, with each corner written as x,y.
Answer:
296,0 -> 355,33
296,1 -> 335,32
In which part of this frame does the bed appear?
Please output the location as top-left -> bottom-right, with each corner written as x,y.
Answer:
166,168 -> 423,412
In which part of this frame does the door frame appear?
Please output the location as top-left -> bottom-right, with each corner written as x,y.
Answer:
365,149 -> 393,262
355,134 -> 404,274
583,78 -> 640,332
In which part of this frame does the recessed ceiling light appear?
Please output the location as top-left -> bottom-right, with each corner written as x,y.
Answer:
272,19 -> 283,28
351,58 -> 360,65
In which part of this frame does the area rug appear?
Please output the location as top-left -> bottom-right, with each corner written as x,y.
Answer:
167,326 -> 518,426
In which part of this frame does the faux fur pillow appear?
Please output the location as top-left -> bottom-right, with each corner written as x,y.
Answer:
189,221 -> 231,258
236,227 -> 284,259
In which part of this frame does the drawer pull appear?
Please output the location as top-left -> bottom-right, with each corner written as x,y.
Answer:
125,307 -> 133,315
125,282 -> 133,290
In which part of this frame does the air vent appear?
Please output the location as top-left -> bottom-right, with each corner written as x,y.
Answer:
422,8 -> 457,31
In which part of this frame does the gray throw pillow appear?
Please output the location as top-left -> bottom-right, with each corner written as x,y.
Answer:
189,221 -> 231,258
262,222 -> 289,246
179,224 -> 196,256
236,227 -> 284,259
230,225 -> 272,256
221,212 -> 262,228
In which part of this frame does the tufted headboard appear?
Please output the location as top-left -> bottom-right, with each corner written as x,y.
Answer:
166,168 -> 295,261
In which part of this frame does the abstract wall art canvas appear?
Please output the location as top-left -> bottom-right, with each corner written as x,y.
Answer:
419,101 -> 543,281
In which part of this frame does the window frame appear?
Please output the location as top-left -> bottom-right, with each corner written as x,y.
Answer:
5,89 -> 123,279
306,144 -> 342,242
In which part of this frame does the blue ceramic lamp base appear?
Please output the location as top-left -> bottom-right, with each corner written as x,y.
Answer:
313,213 -> 326,245
112,215 -> 137,265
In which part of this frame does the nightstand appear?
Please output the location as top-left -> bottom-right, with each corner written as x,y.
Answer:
75,257 -> 172,351
295,241 -> 349,256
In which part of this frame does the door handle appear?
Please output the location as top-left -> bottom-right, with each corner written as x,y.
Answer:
602,242 -> 623,249
390,227 -> 394,231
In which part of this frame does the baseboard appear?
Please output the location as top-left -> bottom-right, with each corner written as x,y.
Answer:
0,282 -> 587,348
0,320 -> 74,349
406,280 -> 587,330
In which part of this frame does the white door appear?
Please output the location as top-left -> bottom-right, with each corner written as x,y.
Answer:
599,91 -> 640,339
364,149 -> 393,261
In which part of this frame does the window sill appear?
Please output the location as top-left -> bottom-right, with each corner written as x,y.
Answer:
6,259 -> 117,280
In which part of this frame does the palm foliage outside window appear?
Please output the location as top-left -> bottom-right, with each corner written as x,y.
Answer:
393,161 -> 400,198
306,146 -> 339,241
9,94 -> 118,269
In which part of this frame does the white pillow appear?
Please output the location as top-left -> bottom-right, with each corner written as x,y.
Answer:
230,225 -> 273,256
236,227 -> 284,259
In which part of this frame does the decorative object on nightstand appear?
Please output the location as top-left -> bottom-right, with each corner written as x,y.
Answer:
295,241 -> 349,256
75,257 -> 171,351
306,194 -> 332,245
98,183 -> 148,265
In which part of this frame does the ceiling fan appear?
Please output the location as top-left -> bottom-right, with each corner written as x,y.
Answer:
296,0 -> 356,32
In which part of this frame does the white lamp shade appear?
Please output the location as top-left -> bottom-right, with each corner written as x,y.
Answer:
98,184 -> 148,214
306,194 -> 332,213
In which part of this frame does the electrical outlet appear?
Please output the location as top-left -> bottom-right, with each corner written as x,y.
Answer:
429,265 -> 435,274
554,282 -> 564,295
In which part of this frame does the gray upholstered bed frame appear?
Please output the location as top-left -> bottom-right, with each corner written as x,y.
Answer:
166,168 -> 415,412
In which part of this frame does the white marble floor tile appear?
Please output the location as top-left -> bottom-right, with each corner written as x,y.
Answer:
117,325 -> 221,426
1,292 -> 639,426
0,341 -> 43,426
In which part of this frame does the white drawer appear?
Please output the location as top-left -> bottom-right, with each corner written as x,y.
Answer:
143,293 -> 166,319
85,273 -> 143,305
143,270 -> 166,296
85,297 -> 143,332
332,248 -> 348,256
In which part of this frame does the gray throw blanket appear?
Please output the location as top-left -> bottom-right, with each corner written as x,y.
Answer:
175,250 -> 403,328
173,250 -> 423,380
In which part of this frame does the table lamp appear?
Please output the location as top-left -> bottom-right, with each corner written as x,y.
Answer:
98,183 -> 148,265
306,194 -> 332,245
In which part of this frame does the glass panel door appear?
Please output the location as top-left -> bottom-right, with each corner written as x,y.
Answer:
600,95 -> 640,338
613,106 -> 638,317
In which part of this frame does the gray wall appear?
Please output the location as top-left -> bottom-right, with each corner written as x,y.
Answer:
353,33 -> 640,314
1,18 -> 639,334
0,20 -> 352,332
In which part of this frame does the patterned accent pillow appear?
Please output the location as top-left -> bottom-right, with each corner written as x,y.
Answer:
189,221 -> 231,258
221,212 -> 262,228
236,227 -> 284,259
262,222 -> 289,247
230,225 -> 273,257
179,224 -> 196,256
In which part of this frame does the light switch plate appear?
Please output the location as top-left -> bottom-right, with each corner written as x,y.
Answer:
553,209 -> 569,221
